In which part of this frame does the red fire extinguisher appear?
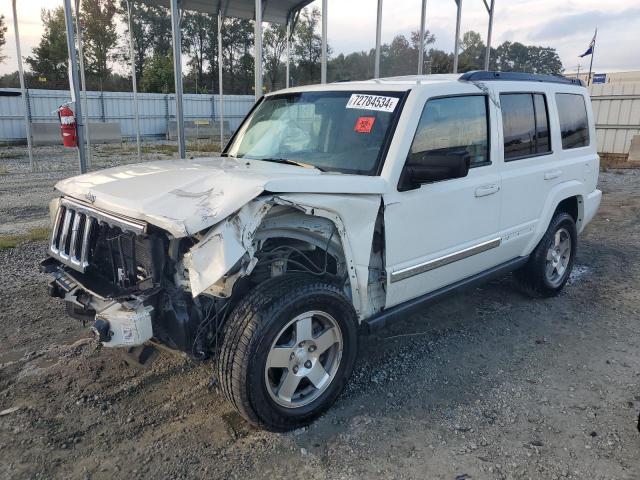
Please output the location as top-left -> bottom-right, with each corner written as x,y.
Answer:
58,104 -> 78,148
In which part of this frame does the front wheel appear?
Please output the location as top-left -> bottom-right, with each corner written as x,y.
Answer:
516,212 -> 577,296
215,274 -> 358,431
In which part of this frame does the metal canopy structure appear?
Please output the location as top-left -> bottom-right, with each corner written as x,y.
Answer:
142,0 -> 315,158
55,0 -> 497,172
147,0 -> 313,24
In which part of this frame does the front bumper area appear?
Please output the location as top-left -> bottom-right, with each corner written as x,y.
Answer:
42,257 -> 156,348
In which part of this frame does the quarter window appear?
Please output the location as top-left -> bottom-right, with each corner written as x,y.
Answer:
408,95 -> 490,168
556,93 -> 590,149
500,93 -> 551,161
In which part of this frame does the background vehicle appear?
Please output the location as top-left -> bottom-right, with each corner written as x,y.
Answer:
42,71 -> 601,430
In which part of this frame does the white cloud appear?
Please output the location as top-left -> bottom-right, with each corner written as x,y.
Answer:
1,0 -> 638,76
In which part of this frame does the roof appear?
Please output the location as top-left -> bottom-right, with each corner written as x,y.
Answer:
141,0 -> 314,24
268,71 -> 586,95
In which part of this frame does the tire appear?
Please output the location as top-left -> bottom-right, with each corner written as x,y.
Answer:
215,273 -> 358,431
516,212 -> 577,297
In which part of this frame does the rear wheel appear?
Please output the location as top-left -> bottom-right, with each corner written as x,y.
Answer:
216,274 -> 358,431
516,212 -> 577,296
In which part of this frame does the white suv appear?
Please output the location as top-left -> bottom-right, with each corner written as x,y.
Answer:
42,71 -> 601,430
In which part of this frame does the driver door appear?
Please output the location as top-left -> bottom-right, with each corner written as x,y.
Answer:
384,93 -> 503,308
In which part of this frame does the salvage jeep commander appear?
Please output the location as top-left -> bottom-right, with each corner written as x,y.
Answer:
42,72 -> 601,430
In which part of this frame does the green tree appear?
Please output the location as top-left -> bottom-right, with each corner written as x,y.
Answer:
494,41 -> 563,75
263,23 -> 287,91
293,7 -> 323,85
140,53 -> 174,92
81,0 -> 118,88
0,15 -> 7,64
182,12 -> 214,92
427,48 -> 454,73
25,8 -> 69,88
458,30 -> 486,72
222,18 -> 254,94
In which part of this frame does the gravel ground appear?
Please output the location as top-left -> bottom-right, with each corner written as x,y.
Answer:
1,166 -> 639,480
0,143 -> 218,236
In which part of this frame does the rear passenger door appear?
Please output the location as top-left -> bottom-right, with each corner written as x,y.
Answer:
497,89 -> 557,259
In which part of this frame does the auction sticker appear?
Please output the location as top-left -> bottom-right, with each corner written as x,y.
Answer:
354,116 -> 376,133
346,94 -> 398,112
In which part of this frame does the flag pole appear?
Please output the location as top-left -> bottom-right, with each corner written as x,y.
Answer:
587,28 -> 596,86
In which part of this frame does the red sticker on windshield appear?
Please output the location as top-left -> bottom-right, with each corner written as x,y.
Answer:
354,116 -> 375,133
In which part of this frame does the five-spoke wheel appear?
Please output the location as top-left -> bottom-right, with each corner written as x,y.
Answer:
265,311 -> 343,408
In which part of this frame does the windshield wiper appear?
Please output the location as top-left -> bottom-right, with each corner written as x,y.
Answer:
259,158 -> 325,171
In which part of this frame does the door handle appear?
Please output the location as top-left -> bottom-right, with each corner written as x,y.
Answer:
544,169 -> 562,180
475,184 -> 500,197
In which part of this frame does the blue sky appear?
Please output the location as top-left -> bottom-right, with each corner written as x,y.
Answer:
1,0 -> 639,75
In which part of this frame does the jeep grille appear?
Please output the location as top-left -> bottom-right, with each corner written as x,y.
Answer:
50,198 -> 146,273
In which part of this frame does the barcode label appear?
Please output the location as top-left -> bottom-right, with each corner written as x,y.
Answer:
346,94 -> 399,112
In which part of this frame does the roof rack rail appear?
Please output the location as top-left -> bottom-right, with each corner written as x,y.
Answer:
459,71 -> 585,86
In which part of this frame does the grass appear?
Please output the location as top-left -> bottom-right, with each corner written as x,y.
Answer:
0,227 -> 50,249
100,141 -> 222,156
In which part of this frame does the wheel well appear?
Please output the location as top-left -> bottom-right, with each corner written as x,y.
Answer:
554,196 -> 580,224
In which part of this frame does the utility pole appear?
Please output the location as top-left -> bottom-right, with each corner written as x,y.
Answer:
11,0 -> 34,172
62,0 -> 87,173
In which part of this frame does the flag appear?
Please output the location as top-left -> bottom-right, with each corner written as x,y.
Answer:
579,29 -> 597,57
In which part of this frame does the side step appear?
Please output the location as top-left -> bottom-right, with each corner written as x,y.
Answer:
364,256 -> 528,333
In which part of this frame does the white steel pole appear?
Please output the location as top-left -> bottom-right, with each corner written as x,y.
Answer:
418,0 -> 427,75
254,0 -> 263,99
218,11 -> 225,150
11,0 -> 34,172
483,0 -> 495,70
74,0 -> 92,168
169,0 -> 185,158
63,0 -> 87,173
374,0 -> 382,78
321,0 -> 327,83
453,0 -> 462,73
126,0 -> 142,163
285,18 -> 290,88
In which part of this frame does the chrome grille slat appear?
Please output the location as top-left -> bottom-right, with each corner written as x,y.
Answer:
79,217 -> 94,268
68,213 -> 82,263
49,198 -> 147,273
58,210 -> 74,260
50,205 -> 65,254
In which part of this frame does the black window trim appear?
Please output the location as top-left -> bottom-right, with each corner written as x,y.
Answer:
500,91 -> 553,163
555,92 -> 591,150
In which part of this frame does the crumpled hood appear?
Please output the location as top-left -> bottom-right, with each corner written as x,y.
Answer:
55,156 -> 387,237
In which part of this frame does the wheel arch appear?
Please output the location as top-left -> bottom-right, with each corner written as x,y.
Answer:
524,181 -> 585,256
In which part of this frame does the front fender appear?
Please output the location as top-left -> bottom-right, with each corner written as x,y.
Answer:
183,199 -> 272,297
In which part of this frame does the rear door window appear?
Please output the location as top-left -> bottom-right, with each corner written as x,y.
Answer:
500,93 -> 551,161
556,93 -> 590,149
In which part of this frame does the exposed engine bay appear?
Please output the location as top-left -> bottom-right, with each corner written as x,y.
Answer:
42,195 -> 386,358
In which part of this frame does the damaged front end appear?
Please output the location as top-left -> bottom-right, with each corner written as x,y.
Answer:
41,193 -> 355,360
42,197 -> 218,355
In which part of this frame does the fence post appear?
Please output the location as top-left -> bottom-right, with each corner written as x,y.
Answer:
100,91 -> 106,122
165,94 -> 170,140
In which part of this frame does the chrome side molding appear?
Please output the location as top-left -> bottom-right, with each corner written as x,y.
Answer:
390,237 -> 502,283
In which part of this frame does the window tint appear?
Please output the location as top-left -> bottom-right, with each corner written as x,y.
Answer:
408,95 -> 489,168
500,93 -> 551,160
556,93 -> 590,149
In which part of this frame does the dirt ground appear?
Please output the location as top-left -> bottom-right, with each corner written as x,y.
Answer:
1,160 -> 639,479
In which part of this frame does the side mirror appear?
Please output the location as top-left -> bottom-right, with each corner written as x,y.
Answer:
400,152 -> 471,190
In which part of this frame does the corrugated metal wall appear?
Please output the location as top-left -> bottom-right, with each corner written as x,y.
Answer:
589,82 -> 640,155
0,88 -> 255,142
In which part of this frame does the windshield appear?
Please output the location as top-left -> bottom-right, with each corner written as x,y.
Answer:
226,90 -> 405,175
